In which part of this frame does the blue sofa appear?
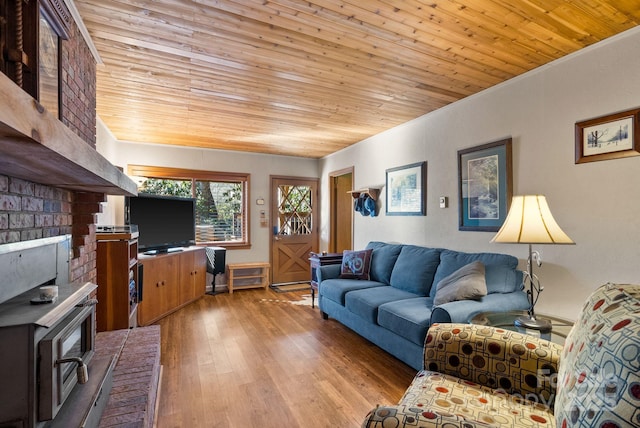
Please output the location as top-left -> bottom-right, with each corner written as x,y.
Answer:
317,241 -> 530,370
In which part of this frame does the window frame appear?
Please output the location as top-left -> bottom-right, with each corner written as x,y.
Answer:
128,164 -> 251,249
38,10 -> 61,119
0,0 -> 69,112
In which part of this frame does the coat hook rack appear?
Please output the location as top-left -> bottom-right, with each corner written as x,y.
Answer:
347,188 -> 380,201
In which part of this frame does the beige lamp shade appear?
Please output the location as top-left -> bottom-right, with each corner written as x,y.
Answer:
491,195 -> 574,244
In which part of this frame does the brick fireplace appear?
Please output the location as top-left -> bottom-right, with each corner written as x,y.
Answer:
0,177 -> 107,284
0,3 -> 139,426
0,3 -> 133,287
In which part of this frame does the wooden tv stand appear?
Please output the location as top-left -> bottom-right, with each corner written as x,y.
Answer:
137,246 -> 206,326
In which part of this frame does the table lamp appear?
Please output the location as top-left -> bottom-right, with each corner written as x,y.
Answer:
491,195 -> 574,331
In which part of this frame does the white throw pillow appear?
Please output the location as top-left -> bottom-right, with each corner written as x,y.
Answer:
433,261 -> 487,306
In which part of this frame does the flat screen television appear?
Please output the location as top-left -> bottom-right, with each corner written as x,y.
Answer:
126,194 -> 196,254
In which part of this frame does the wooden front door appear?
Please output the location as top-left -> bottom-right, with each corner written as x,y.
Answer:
271,176 -> 319,285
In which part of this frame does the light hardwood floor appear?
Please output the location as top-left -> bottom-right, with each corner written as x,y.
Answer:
155,288 -> 417,427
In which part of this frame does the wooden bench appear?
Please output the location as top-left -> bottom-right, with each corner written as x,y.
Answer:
226,262 -> 270,294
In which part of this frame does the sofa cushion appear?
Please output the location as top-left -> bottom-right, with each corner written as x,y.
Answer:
345,286 -> 419,324
319,279 -> 385,306
389,245 -> 441,296
431,249 -> 520,297
424,322 -> 562,408
365,241 -> 403,285
377,297 -> 433,346
555,283 -> 640,428
364,370 -> 555,428
433,261 -> 487,306
340,249 -> 373,280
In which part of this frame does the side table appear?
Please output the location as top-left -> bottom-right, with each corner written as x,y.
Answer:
309,252 -> 343,308
469,311 -> 574,345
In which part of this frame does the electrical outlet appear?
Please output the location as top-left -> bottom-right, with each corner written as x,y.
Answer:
439,196 -> 448,208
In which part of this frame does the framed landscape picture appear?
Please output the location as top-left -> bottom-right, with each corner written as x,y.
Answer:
458,138 -> 512,231
575,108 -> 640,164
385,161 -> 426,216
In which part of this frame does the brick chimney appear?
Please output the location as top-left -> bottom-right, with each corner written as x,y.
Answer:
0,15 -> 104,285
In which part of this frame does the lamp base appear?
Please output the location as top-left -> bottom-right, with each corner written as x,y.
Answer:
514,315 -> 552,332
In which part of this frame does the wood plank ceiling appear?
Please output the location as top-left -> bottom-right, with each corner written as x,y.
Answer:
74,0 -> 639,159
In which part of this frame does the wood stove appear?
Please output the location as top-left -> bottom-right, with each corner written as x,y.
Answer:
0,236 -> 113,428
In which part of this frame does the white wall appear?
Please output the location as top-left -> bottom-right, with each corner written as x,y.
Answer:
95,129 -> 318,265
320,26 -> 640,320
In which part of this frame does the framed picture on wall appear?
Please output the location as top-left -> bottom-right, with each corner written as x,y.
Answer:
575,108 -> 640,164
385,161 -> 427,216
458,138 -> 512,231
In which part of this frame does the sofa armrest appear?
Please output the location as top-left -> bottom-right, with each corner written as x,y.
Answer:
362,405 -> 475,428
423,323 -> 562,408
317,264 -> 341,283
431,291 -> 530,324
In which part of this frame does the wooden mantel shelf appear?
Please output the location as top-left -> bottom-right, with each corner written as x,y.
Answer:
0,73 -> 137,196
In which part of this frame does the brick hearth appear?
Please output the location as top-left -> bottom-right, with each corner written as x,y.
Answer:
95,326 -> 161,428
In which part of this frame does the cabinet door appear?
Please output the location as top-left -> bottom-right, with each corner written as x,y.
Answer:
191,248 -> 206,298
138,255 -> 179,326
178,249 -> 206,304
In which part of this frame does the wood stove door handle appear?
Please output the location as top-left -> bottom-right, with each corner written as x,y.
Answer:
76,298 -> 98,307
